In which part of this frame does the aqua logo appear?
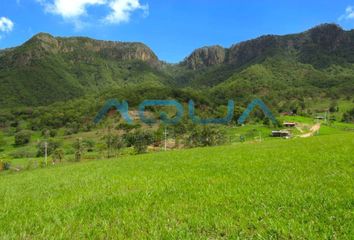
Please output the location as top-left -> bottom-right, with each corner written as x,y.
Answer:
94,99 -> 277,125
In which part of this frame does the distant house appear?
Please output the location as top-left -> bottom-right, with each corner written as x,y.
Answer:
283,122 -> 296,127
271,130 -> 291,138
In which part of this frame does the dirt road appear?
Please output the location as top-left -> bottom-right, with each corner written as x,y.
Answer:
300,123 -> 321,138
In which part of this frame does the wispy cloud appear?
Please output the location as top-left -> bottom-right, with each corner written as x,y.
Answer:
339,6 -> 354,21
36,0 -> 148,29
0,17 -> 14,39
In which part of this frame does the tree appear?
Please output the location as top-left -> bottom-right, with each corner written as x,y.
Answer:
124,130 -> 154,154
329,101 -> 338,113
342,108 -> 354,123
73,138 -> 85,162
14,130 -> 32,146
104,127 -> 115,158
0,134 -> 6,151
41,128 -> 57,138
187,126 -> 225,147
103,125 -> 124,158
36,140 -> 61,157
83,139 -> 95,152
52,149 -> 64,164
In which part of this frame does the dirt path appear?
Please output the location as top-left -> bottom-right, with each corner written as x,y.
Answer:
300,123 -> 321,138
295,126 -> 304,133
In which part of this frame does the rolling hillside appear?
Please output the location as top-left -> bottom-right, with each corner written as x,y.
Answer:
0,133 -> 353,239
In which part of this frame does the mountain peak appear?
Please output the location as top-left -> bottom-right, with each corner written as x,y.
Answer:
308,23 -> 343,33
32,32 -> 54,39
306,23 -> 348,51
184,45 -> 226,70
27,32 -> 57,45
6,33 -> 160,67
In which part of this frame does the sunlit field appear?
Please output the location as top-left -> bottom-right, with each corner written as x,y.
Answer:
0,133 -> 353,239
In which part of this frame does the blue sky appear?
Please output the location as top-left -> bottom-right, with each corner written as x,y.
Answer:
1,0 -> 354,63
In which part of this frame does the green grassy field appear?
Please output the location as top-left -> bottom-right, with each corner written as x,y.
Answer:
0,133 -> 353,239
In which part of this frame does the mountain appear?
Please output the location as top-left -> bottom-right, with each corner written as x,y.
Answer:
0,33 -> 168,107
183,24 -> 354,69
0,24 -> 353,108
165,24 -> 353,106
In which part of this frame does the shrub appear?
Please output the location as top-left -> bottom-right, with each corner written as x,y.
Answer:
52,149 -> 64,163
41,129 -> 57,138
0,160 -> 11,171
124,130 -> 154,154
73,138 -> 85,162
65,122 -> 80,135
82,139 -> 95,152
342,108 -> 354,123
329,103 -> 338,113
25,160 -> 36,170
64,128 -> 78,136
36,140 -> 62,157
10,150 -> 36,159
116,123 -> 141,132
187,126 -> 225,147
14,130 -> 32,146
104,131 -> 125,158
0,134 -> 6,151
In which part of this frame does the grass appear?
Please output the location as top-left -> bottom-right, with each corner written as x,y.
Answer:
0,133 -> 353,239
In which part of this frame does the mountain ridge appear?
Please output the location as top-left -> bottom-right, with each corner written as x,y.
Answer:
0,23 -> 353,108
182,24 -> 354,70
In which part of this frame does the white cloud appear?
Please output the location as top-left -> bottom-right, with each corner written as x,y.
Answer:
339,6 -> 354,21
37,0 -> 148,28
105,0 -> 149,24
0,17 -> 14,33
44,0 -> 105,18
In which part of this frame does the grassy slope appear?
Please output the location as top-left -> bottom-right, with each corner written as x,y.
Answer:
0,133 -> 353,239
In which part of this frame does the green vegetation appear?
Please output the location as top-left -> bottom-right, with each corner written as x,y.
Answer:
14,130 -> 32,146
0,23 -> 353,239
187,125 -> 226,147
0,24 -> 353,109
123,129 -> 155,154
342,107 -> 354,123
0,133 -> 352,238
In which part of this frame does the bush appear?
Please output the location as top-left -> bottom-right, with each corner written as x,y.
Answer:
342,108 -> 354,123
104,130 -> 125,158
329,102 -> 338,113
41,129 -> 57,138
64,122 -> 80,135
25,160 -> 36,170
52,149 -> 64,163
10,149 -> 36,159
82,139 -> 95,152
116,123 -> 141,132
14,130 -> 32,146
187,126 -> 225,147
73,138 -> 85,162
123,130 -> 154,154
64,128 -> 78,136
36,140 -> 62,157
0,160 -> 11,171
0,134 -> 6,151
